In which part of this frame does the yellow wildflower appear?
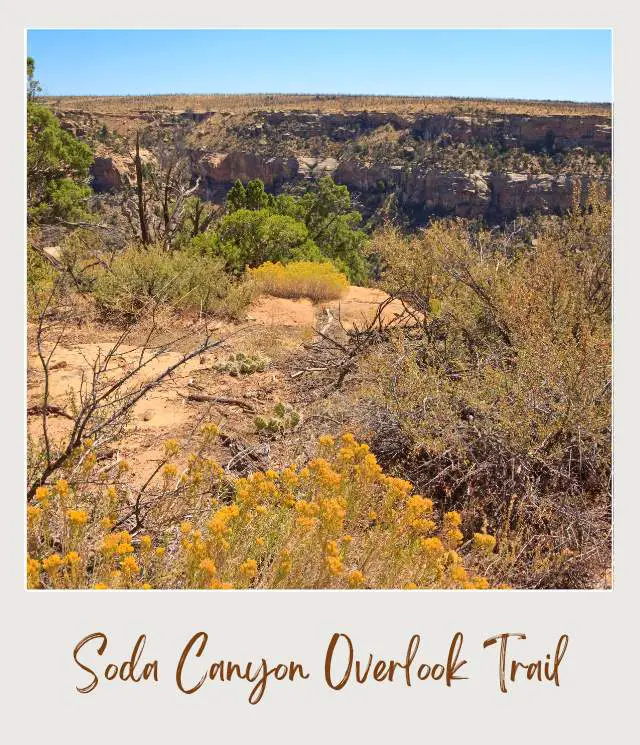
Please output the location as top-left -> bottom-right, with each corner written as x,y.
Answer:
420,536 -> 444,557
202,423 -> 220,439
54,479 -> 69,498
348,570 -> 365,588
472,533 -> 497,554
199,559 -> 217,575
470,576 -> 490,589
239,559 -> 258,580
296,516 -> 316,531
42,554 -> 63,574
326,556 -> 343,575
443,511 -> 462,527
450,565 -> 468,583
163,463 -> 178,479
121,555 -> 140,575
325,539 -> 340,557
27,505 -> 41,525
164,439 -> 180,457
27,558 -> 41,588
406,494 -> 434,519
35,486 -> 50,503
67,509 -> 89,527
319,497 -> 346,533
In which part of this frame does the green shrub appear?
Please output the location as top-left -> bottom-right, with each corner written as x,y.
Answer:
212,177 -> 370,284
27,101 -> 93,225
93,244 -> 253,319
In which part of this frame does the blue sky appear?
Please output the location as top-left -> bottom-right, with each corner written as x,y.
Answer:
27,29 -> 612,102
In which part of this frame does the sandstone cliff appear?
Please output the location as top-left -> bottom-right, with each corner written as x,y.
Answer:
51,101 -> 611,224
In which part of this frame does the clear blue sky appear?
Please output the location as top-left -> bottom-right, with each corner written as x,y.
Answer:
27,29 -> 612,102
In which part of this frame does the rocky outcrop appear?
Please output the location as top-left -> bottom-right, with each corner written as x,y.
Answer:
331,159 -> 603,219
238,110 -> 611,153
197,151 -> 299,188
89,141 -> 609,222
411,114 -> 611,152
254,111 -> 411,142
490,172 -> 591,218
89,147 -> 155,193
90,156 -> 127,192
77,99 -> 611,223
405,170 -> 492,219
189,149 -> 607,221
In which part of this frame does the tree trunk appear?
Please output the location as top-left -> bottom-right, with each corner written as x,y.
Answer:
135,132 -> 150,246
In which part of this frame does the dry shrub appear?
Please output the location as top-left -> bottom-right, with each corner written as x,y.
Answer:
248,260 -> 349,302
359,186 -> 611,588
27,432 -> 498,590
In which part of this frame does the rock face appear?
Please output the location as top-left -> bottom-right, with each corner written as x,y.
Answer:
197,151 -> 299,187
89,147 -> 155,193
90,156 -> 127,192
411,114 -> 611,152
239,111 -> 611,152
75,105 -> 611,223
188,150 -> 608,221
490,172 -> 591,219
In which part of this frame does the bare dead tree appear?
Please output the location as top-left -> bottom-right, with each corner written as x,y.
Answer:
134,132 -> 150,246
27,286 -> 231,502
123,132 -> 204,249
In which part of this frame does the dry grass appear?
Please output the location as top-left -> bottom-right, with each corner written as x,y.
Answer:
43,94 -> 611,119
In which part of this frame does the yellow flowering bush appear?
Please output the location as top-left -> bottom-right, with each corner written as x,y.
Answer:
248,260 -> 349,302
26,429 -> 497,590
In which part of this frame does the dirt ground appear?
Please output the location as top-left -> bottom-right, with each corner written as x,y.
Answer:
27,286 -> 404,485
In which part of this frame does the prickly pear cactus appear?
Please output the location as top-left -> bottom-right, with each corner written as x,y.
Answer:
215,352 -> 270,377
255,403 -> 301,436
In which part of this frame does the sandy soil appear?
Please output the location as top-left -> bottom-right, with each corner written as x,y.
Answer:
27,286 -> 403,483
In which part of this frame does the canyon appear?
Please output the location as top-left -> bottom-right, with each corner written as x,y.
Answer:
48,97 -> 612,224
